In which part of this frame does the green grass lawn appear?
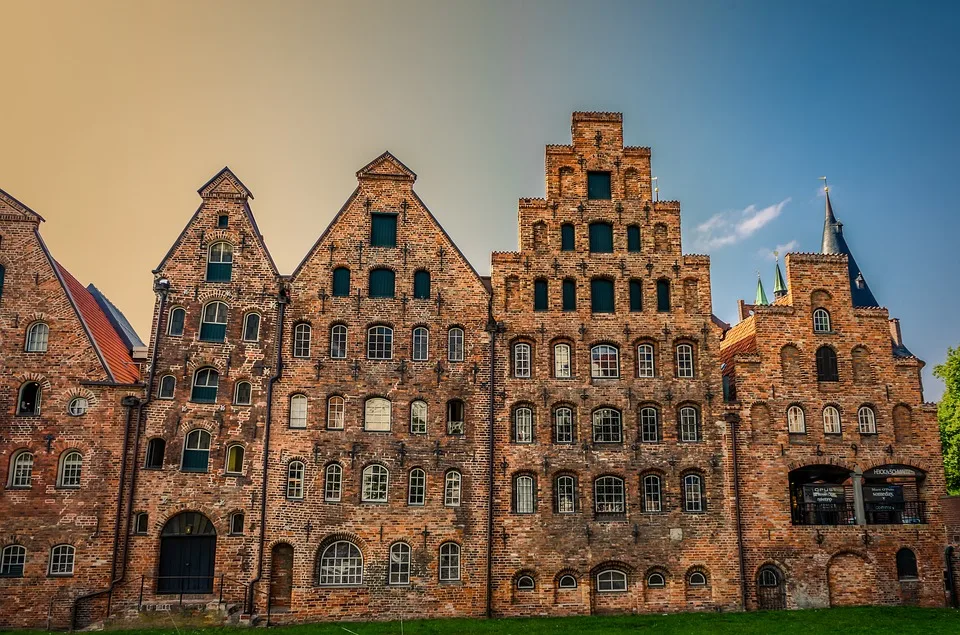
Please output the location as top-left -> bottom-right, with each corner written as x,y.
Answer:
32,606 -> 960,635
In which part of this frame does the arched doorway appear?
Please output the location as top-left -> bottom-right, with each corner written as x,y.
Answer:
756,565 -> 786,610
269,543 -> 294,610
158,512 -> 217,594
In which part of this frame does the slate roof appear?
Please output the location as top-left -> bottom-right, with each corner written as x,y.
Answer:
87,284 -> 145,350
821,189 -> 879,307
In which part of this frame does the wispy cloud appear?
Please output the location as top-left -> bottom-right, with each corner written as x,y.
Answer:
694,198 -> 791,251
757,240 -> 799,261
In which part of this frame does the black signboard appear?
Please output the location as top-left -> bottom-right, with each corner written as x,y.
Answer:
863,485 -> 904,511
803,484 -> 846,505
864,466 -> 918,479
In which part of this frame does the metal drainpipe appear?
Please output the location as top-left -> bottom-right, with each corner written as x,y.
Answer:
247,287 -> 287,616
484,314 -> 498,618
729,414 -> 748,611
946,546 -> 958,608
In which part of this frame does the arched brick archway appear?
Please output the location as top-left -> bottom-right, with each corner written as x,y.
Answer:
827,552 -> 876,606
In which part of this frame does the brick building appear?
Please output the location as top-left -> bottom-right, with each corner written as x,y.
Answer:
0,112 -> 951,628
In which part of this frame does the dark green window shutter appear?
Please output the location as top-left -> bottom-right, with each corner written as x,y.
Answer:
589,222 -> 614,253
206,262 -> 232,282
561,224 -> 575,251
370,213 -> 398,247
630,280 -> 642,312
217,215 -> 229,228
627,226 -> 641,252
587,172 -> 611,200
562,280 -> 576,311
369,268 -> 396,298
591,279 -> 615,313
0,264 -> 6,299
534,280 -> 548,311
332,268 -> 350,297
413,271 -> 431,299
657,279 -> 670,312
182,449 -> 209,471
198,323 -> 226,342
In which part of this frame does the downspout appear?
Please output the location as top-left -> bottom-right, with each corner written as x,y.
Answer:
247,285 -> 287,615
946,546 -> 958,609
484,310 -> 498,618
729,414 -> 748,610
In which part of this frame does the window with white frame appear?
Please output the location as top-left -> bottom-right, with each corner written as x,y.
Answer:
9,451 -> 33,488
410,400 -> 427,434
823,406 -> 842,434
158,375 -> 176,400
318,541 -> 362,586
206,241 -> 233,282
640,406 -> 659,442
596,569 -> 627,592
57,451 -> 82,488
514,343 -> 531,378
592,408 -> 622,443
590,344 -> 620,378
556,475 -> 576,513
230,512 -> 244,535
364,397 -> 391,431
234,381 -> 252,406
813,308 -> 831,333
642,474 -> 662,512
554,343 -> 572,378
683,474 -> 704,512
408,468 -> 426,506
448,328 -> 464,362
676,343 -> 694,378
199,301 -> 228,342
1,545 -> 26,577
25,322 -> 49,352
168,307 -> 186,337
515,474 -> 535,513
637,343 -> 655,377
286,461 -> 305,499
594,475 -> 625,515
554,407 -> 573,443
243,313 -> 261,342
558,574 -> 577,589
67,397 -> 88,416
516,575 -> 535,590
324,464 -> 342,502
688,571 -> 708,587
514,407 -> 533,443
439,542 -> 460,581
135,512 -> 150,534
367,325 -> 393,360
190,368 -> 219,403
647,572 -> 666,588
858,405 -> 877,434
330,324 -> 347,359
293,323 -> 312,357
181,429 -> 211,472
289,394 -> 308,428
326,396 -> 345,430
389,542 -> 411,585
787,405 -> 806,433
48,544 -> 75,576
225,445 -> 244,474
444,470 -> 461,507
412,327 -> 429,361
362,464 -> 389,502
679,406 -> 700,442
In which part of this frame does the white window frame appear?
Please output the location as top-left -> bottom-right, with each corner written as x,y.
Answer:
289,394 -> 308,429
444,470 -> 461,507
362,464 -> 389,502
514,343 -> 531,378
412,327 -> 429,361
637,344 -> 655,378
67,397 -> 88,416
556,475 -> 576,514
324,464 -> 342,502
167,307 -> 186,336
438,542 -> 460,581
286,461 -> 305,499
592,408 -> 622,443
408,468 -> 426,506
410,400 -> 427,434
676,343 -> 694,378
318,541 -> 362,586
823,406 -> 842,434
643,474 -> 662,512
683,474 -> 704,512
48,544 -> 75,576
25,322 -> 49,352
688,571 -> 708,587
1,545 -> 26,577
158,375 -> 176,400
590,344 -> 620,379
225,445 -> 244,475
367,325 -> 394,360
389,542 -> 411,586
234,381 -> 252,406
787,405 -> 806,433
330,324 -> 348,359
293,323 -> 312,358
813,308 -> 831,333
594,476 -> 625,514
242,313 -> 261,342
448,328 -> 464,362
679,406 -> 699,442
514,407 -> 533,443
554,343 -> 572,378
57,451 -> 82,488
364,397 -> 391,432
858,406 -> 877,434
554,407 -> 573,443
640,407 -> 659,443
647,572 -> 666,588
596,569 -> 627,593
515,475 -> 535,513
326,396 -> 345,430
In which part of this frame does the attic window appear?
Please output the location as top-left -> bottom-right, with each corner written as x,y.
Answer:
370,213 -> 397,248
217,215 -> 228,229
587,172 -> 611,200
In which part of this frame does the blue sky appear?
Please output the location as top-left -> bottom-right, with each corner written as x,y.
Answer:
1,0 -> 957,397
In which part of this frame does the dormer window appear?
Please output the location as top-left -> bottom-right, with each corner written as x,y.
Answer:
370,213 -> 397,248
587,171 -> 611,200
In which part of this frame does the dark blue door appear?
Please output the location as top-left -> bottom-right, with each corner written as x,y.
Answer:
158,512 -> 216,594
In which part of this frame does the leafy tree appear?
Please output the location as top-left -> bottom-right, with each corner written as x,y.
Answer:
934,346 -> 960,494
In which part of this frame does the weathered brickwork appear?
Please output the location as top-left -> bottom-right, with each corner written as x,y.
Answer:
0,112 -> 950,628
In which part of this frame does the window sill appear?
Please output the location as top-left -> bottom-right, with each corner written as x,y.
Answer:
6,486 -> 31,490
48,573 -> 74,578
142,466 -> 164,471
180,469 -> 209,474
54,486 -> 81,491
225,471 -> 243,477
0,573 -> 24,578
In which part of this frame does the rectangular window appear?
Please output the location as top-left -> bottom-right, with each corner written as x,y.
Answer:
554,344 -> 571,379
410,401 -> 427,434
627,225 -> 641,252
514,344 -> 531,378
412,328 -> 429,361
684,476 -> 703,512
48,546 -> 75,576
217,214 -> 229,228
330,326 -> 347,359
370,213 -> 398,247
364,399 -> 391,431
447,328 -> 464,362
389,544 -> 411,585
643,476 -> 662,512
1,547 -> 25,577
554,408 -> 573,443
289,396 -> 308,429
515,477 -> 535,513
408,470 -> 426,506
588,223 -> 614,253
676,345 -> 694,378
324,466 -> 342,501
629,280 -> 642,312
591,279 -> 615,313
556,477 -> 576,513
327,397 -> 345,430
594,478 -> 625,515
534,280 -> 548,311
562,279 -> 576,311
515,409 -> 533,443
447,401 -> 465,435
637,345 -> 655,378
367,326 -> 393,360
640,408 -> 659,442
657,280 -> 670,312
561,224 -> 575,251
287,463 -> 304,499
587,171 -> 612,200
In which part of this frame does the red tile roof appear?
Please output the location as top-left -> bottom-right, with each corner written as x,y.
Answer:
56,262 -> 141,384
719,317 -> 757,377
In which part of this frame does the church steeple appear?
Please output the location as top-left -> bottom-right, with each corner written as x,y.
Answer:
820,186 -> 879,307
773,253 -> 787,299
755,273 -> 769,306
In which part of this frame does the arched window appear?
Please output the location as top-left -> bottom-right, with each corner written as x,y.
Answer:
591,278 -> 615,313
293,323 -> 311,357
413,270 -> 431,299
896,548 -> 918,580
367,325 -> 393,359
1,545 -> 26,577
8,451 -> 34,488
554,407 -> 574,443
561,223 -> 575,251
683,474 -> 704,512
637,343 -> 655,378
26,322 -> 49,352
642,474 -> 662,512
688,571 -> 708,587
144,439 -> 165,469
758,566 -> 781,588
362,464 -> 389,502
857,405 -> 877,434
514,342 -> 532,378
822,406 -> 841,434
368,268 -> 396,298
242,313 -> 261,342
447,400 -> 465,434
444,470 -> 462,507
514,407 -> 533,443
229,512 -> 244,535
647,572 -> 666,588
448,327 -> 464,362
408,468 -> 426,506
234,381 -> 252,405
514,474 -> 535,513
191,368 -> 219,403
588,221 -> 614,252
68,397 -> 89,416
332,267 -> 351,297
594,475 -> 625,515
286,461 -> 305,499
596,568 -> 627,592
181,430 -> 211,472
555,474 -> 576,513
326,395 -> 344,430
656,279 -> 670,312
168,307 -> 186,336
410,400 -> 427,434
679,406 -> 700,442
57,450 -> 82,488
48,544 -> 75,576
534,279 -> 548,311
813,308 -> 831,333
389,542 -> 411,585
629,279 -> 643,312
318,541 -> 362,586
640,406 -> 660,442
289,394 -> 308,429
158,375 -> 176,399
16,382 -> 41,416
554,343 -> 572,378
592,408 -> 622,443
559,574 -> 578,588
206,242 -> 233,282
676,343 -> 695,378
364,397 -> 391,431
816,346 -> 839,382
516,575 -> 535,590
330,324 -> 347,359
225,445 -> 244,474
439,542 -> 460,581
412,326 -> 429,361
199,301 -> 228,342
627,225 -> 641,252
787,405 -> 806,433
562,279 -> 577,311
591,344 -> 620,378
324,464 -> 342,501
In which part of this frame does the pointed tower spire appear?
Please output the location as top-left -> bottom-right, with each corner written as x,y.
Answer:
818,182 -> 879,307
773,252 -> 787,299
755,272 -> 769,306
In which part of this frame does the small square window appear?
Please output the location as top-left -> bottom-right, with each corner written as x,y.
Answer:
587,172 -> 611,200
217,215 -> 229,228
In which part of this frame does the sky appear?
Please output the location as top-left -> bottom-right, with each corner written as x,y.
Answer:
1,1 -> 957,399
